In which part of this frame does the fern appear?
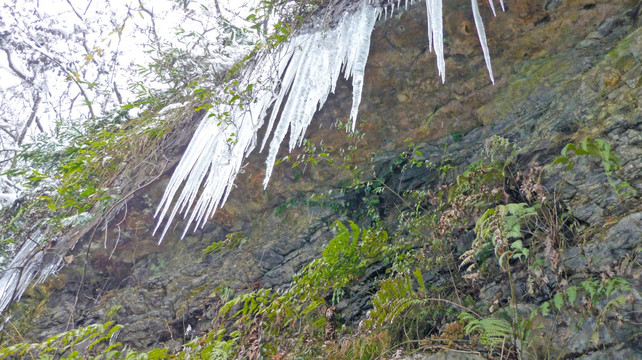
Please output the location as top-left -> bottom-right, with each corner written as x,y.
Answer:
458,312 -> 511,348
362,276 -> 421,330
462,202 -> 537,272
361,269 -> 435,331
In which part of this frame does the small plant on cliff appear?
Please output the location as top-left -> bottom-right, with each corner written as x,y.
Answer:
215,220 -> 389,358
0,321 -> 122,358
552,137 -> 636,197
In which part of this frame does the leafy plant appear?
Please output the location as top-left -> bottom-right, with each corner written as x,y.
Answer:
216,221 -> 389,357
204,232 -> 248,255
552,137 -> 635,197
458,312 -> 512,349
461,202 -> 538,273
0,321 -> 122,359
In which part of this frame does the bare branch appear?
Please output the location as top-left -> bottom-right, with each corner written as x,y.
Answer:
64,0 -> 84,22
13,39 -> 97,120
137,1 -> 161,54
83,0 -> 94,16
34,116 -> 45,133
17,93 -> 41,146
113,82 -> 123,104
0,124 -> 17,141
2,49 -> 31,83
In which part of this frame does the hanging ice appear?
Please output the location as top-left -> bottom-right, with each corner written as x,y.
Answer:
154,2 -> 381,240
471,0 -> 495,84
425,0 -> 445,83
488,0 -> 497,17
155,0 -> 499,240
0,230 -> 59,314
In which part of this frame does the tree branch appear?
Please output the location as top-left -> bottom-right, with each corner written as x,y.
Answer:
137,1 -> 161,55
2,49 -> 31,83
17,93 -> 41,146
34,116 -> 45,133
64,0 -> 85,22
0,123 -> 17,141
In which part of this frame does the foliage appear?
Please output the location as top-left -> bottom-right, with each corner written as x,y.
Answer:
0,321 -> 122,359
203,232 -> 248,255
361,270 -> 429,330
215,220 -> 389,357
2,117 -> 636,360
462,202 -> 537,272
0,321 -> 240,359
458,312 -> 511,349
1,94 -> 187,240
552,137 -> 636,197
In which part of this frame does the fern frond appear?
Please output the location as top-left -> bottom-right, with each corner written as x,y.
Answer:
459,312 -> 511,348
361,276 -> 423,330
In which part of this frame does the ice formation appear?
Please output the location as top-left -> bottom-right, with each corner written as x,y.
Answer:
425,0 -> 445,83
154,0 -> 500,240
0,230 -> 55,314
154,2 -> 381,240
472,0 -> 495,84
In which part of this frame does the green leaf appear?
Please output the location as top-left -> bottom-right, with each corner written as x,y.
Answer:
413,269 -> 426,293
540,301 -> 550,317
551,156 -> 569,166
554,293 -> 564,311
567,286 -> 577,305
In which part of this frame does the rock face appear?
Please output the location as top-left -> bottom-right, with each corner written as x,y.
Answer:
3,0 -> 641,358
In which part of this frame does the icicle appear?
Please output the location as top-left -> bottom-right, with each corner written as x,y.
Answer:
154,49 -> 279,239
499,0 -> 505,12
155,0 -> 501,241
346,5 -> 378,131
471,0 -> 495,84
425,1 -> 433,52
488,0 -> 497,17
155,2 -> 380,241
0,230 -> 55,314
425,0 -> 445,83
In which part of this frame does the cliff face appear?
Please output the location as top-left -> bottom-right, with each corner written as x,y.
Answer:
3,0 -> 641,358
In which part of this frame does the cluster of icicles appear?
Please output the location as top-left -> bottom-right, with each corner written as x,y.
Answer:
154,0 -> 503,241
0,0 -> 504,316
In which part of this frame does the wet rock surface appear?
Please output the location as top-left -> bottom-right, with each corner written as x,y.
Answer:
4,0 -> 642,358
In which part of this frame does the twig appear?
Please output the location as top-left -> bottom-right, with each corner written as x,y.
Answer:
2,49 -> 31,82
64,0 -> 84,22
6,319 -> 36,360
423,297 -> 482,319
17,93 -> 41,146
67,165 -> 166,326
108,203 -> 127,259
67,226 -> 98,331
0,123 -> 17,141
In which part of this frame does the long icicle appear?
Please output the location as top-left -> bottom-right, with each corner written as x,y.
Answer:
471,0 -> 494,84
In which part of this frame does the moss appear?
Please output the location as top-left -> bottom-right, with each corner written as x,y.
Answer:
476,55 -> 572,125
603,28 -> 641,65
